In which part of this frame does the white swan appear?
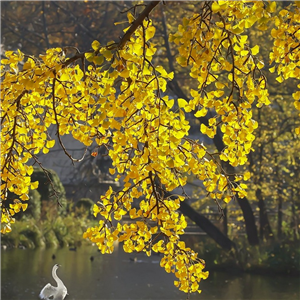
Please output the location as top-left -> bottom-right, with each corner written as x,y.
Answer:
39,264 -> 68,300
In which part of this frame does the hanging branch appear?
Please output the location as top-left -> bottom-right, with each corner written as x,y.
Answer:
115,1 -> 161,50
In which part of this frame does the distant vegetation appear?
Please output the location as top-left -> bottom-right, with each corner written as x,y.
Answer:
2,168 -> 97,249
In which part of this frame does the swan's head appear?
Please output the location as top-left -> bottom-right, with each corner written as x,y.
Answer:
53,264 -> 61,271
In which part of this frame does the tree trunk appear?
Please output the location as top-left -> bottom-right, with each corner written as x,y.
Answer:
179,200 -> 236,251
235,195 -> 259,245
256,188 -> 274,240
274,153 -> 282,240
277,192 -> 283,240
291,189 -> 299,241
223,207 -> 228,237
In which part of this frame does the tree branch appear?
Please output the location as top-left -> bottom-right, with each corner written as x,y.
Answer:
117,1 -> 161,50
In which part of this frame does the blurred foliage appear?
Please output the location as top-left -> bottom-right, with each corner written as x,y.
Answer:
26,189 -> 41,219
75,198 -> 95,218
31,167 -> 67,216
1,1 -> 128,56
2,168 -> 97,248
1,200 -> 98,249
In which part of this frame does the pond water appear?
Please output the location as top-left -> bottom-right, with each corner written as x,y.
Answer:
1,244 -> 299,300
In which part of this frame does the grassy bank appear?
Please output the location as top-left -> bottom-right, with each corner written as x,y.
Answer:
194,237 -> 300,276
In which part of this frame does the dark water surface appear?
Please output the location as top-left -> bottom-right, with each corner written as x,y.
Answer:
1,245 -> 299,300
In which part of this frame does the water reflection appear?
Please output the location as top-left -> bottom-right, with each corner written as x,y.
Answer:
1,245 -> 299,300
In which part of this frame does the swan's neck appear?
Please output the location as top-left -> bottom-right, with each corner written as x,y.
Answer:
52,268 -> 64,287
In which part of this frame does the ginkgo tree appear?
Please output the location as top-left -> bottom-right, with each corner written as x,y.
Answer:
1,0 -> 299,295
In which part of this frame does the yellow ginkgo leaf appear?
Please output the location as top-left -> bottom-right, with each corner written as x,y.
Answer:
251,45 -> 259,55
30,181 -> 39,189
178,98 -> 188,109
91,40 -> 101,51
